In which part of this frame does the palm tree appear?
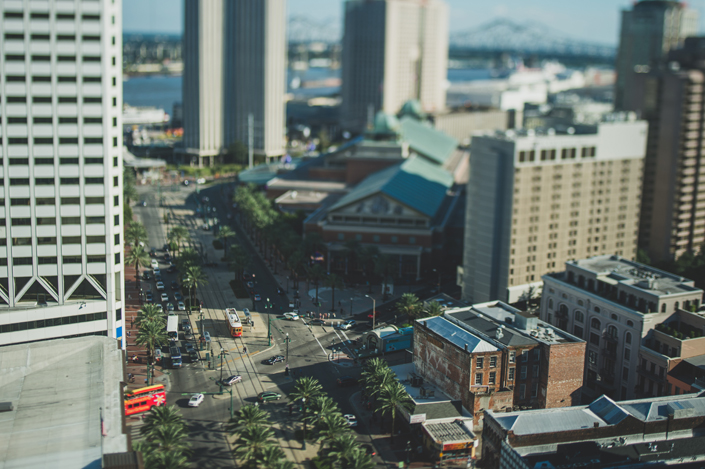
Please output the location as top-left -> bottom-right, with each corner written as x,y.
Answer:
123,168 -> 138,205
125,244 -> 150,286
289,377 -> 323,446
309,395 -> 341,420
425,301 -> 443,318
167,225 -> 189,258
217,225 -> 236,258
177,247 -> 200,273
315,412 -> 351,449
140,405 -> 187,439
183,265 -> 208,312
256,446 -> 290,469
325,273 -> 344,312
377,381 -> 414,443
343,447 -> 375,469
135,304 -> 165,329
228,405 -> 270,435
135,320 -> 169,367
146,450 -> 191,469
233,425 -> 277,468
396,293 -> 421,320
375,254 -> 397,301
125,221 -> 148,247
149,424 -> 191,455
226,245 -> 251,281
325,434 -> 359,468
307,264 -> 326,303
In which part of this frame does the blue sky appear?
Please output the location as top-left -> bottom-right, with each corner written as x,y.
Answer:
123,0 -> 705,45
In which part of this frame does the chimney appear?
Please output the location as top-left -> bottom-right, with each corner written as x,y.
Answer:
594,422 -> 599,428
464,344 -> 468,352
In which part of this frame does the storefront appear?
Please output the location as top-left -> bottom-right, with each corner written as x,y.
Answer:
422,419 -> 476,463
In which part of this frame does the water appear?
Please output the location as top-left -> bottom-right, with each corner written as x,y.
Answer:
122,68 -> 493,113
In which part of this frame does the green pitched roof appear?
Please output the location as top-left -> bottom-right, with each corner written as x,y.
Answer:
329,156 -> 453,218
399,116 -> 458,166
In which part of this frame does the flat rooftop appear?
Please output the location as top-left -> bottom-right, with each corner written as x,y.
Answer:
391,363 -> 467,421
568,255 -> 700,297
417,316 -> 498,354
489,392 -> 705,437
0,337 -> 128,469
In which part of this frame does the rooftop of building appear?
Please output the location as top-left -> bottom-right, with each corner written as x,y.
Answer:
416,316 -> 499,353
489,392 -> 705,437
328,155 -> 454,218
0,336 -> 128,468
565,255 -> 701,297
423,293 -> 467,310
423,419 -> 476,445
445,301 -> 584,347
391,363 -> 467,420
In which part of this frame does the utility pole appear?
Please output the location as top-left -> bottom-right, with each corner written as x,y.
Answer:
248,113 -> 254,169
366,294 -> 376,330
219,348 -> 225,393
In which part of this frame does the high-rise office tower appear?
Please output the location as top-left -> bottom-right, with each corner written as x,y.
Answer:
341,0 -> 449,134
461,118 -> 646,305
182,0 -> 286,167
0,0 -> 125,346
615,0 -> 697,110
625,37 -> 705,263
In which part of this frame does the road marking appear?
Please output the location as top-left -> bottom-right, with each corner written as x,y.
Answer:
311,332 -> 328,356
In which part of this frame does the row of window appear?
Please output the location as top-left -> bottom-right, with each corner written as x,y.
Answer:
1,116 -> 104,125
2,96 -> 119,106
518,147 -> 597,163
0,176 -> 118,186
0,138 -> 115,146
4,235 -> 106,245
4,12 -> 101,21
0,311 -> 108,334
5,55 -> 111,64
0,157 -> 119,167
336,232 -> 418,244
10,216 -> 108,225
5,197 -> 107,205
5,75 -> 102,83
474,365 -> 540,385
5,33 -> 102,41
0,253 -> 121,265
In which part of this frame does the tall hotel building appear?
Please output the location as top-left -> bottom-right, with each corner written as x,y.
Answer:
182,0 -> 286,166
615,0 -> 697,111
461,117 -> 647,305
626,37 -> 705,263
0,0 -> 125,346
341,0 -> 449,133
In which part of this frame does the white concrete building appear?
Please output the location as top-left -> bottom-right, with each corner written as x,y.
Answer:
460,115 -> 647,306
0,0 -> 125,346
182,0 -> 286,166
341,0 -> 449,133
540,255 -> 703,401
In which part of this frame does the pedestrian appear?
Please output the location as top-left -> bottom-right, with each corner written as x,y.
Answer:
127,331 -> 131,338
243,346 -> 247,354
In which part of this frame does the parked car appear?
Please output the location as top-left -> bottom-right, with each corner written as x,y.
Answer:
156,304 -> 164,313
257,391 -> 281,402
160,292 -> 169,302
264,355 -> 285,365
164,253 -> 171,262
181,319 -> 191,331
337,376 -> 357,387
149,248 -> 157,257
223,375 -> 242,386
283,312 -> 299,321
188,393 -> 205,407
143,271 -> 152,281
174,292 -> 184,301
156,282 -> 165,291
338,320 -> 356,330
171,281 -> 179,290
343,414 -> 358,427
150,259 -> 159,269
167,302 -> 175,311
254,294 -> 262,302
154,273 -> 162,282
178,301 -> 186,311
145,292 -> 153,303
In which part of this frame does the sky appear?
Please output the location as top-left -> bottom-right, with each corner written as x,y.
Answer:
122,0 -> 705,45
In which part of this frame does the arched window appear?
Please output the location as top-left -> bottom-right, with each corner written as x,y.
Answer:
626,320 -> 634,327
559,304 -> 568,315
661,304 -> 666,313
625,332 -> 632,344
595,306 -> 601,313
575,311 -> 584,323
607,325 -> 618,339
548,299 -> 554,310
611,314 -> 618,321
591,318 -> 601,330
578,300 -> 584,306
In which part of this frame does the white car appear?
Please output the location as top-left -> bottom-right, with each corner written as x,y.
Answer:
283,312 -> 299,321
338,320 -> 356,330
156,282 -> 165,291
343,414 -> 358,427
153,267 -> 161,276
188,393 -> 205,407
160,292 -> 169,302
150,259 -> 159,269
178,301 -> 186,311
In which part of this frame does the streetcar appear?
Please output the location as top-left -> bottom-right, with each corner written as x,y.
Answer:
226,308 -> 242,337
124,384 -> 166,416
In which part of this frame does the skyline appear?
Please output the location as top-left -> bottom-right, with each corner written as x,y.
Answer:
124,0 -> 705,45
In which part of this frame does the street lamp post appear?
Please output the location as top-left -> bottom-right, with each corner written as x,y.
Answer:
365,294 -> 376,330
350,297 -> 353,317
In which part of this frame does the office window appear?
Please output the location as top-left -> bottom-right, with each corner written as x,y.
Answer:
11,218 -> 31,226
33,97 -> 51,103
58,76 -> 76,82
490,356 -> 497,368
10,158 -> 29,165
85,178 -> 103,185
61,198 -> 80,205
58,97 -> 77,103
84,138 -> 102,144
57,35 -> 76,41
624,348 -> 631,361
60,158 -> 79,165
115,253 -> 120,264
37,217 -> 56,225
62,217 -> 80,225
533,349 -> 540,361
35,178 -> 55,186
63,237 -> 81,244
59,117 -> 78,124
113,176 -> 119,187
489,372 -> 496,385
34,117 -> 52,124
474,373 -> 483,385
574,325 -> 583,338
84,158 -> 103,165
114,215 -> 119,226
38,257 -> 57,265
34,137 -> 53,145
59,138 -> 78,145
476,357 -> 484,369
84,117 -> 102,124
84,97 -> 101,104
87,217 -> 105,224
82,35 -> 100,41
60,178 -> 79,185
83,76 -> 101,82
32,54 -> 51,62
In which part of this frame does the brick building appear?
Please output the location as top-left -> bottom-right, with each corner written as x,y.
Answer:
413,302 -> 585,430
482,392 -> 705,469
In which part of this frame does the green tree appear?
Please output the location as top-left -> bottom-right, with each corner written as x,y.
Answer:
125,244 -> 150,287
257,446 -> 292,469
228,405 -> 270,435
233,425 -> 277,468
144,450 -> 191,469
135,320 -> 169,367
378,382 -> 414,443
290,377 -> 324,446
425,301 -> 444,318
396,293 -> 422,320
217,225 -> 236,258
342,447 -> 375,469
177,247 -> 200,273
324,434 -> 360,468
183,265 -> 208,312
126,222 -> 149,247
167,225 -> 189,259
135,304 -> 165,329
123,167 -> 138,205
149,423 -> 191,455
325,273 -> 344,312
226,140 -> 248,165
286,249 -> 305,290
140,405 -> 187,439
226,245 -> 251,282
315,412 -> 351,450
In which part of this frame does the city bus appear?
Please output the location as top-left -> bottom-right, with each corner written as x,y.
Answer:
124,384 -> 166,416
226,308 -> 242,337
166,315 -> 178,341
